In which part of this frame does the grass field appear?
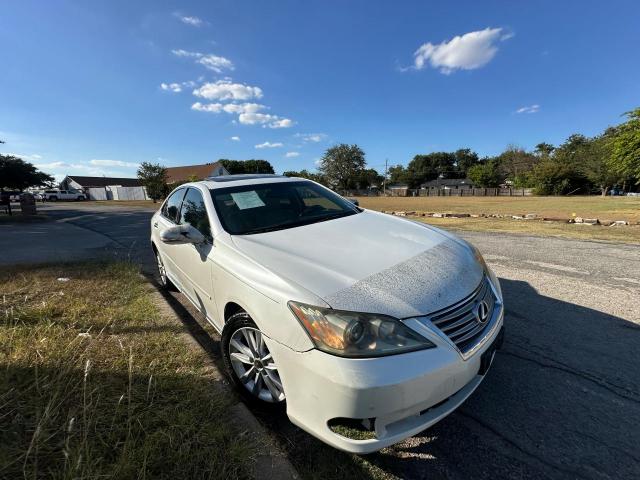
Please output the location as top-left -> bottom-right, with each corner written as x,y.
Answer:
357,196 -> 640,223
358,196 -> 640,243
0,262 -> 250,479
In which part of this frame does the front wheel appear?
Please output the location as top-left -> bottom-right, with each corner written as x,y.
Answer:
222,313 -> 286,407
154,249 -> 174,290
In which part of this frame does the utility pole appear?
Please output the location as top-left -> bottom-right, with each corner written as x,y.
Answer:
383,158 -> 388,195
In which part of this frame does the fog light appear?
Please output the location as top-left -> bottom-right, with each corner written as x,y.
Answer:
328,417 -> 377,441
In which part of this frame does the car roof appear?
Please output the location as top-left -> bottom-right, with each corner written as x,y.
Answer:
199,174 -> 308,189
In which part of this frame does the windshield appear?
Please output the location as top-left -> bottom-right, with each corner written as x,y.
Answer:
210,180 -> 361,235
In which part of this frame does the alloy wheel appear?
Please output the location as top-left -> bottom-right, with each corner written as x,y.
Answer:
156,252 -> 167,286
229,327 -> 285,403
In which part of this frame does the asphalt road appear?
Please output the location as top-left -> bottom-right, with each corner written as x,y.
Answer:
4,203 -> 640,479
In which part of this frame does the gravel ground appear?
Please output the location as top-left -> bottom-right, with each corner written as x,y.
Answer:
7,203 -> 639,479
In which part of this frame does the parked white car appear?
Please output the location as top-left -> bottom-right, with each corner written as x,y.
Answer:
150,175 -> 504,453
42,189 -> 86,201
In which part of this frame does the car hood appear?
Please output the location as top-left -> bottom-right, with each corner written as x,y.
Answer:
231,210 -> 484,318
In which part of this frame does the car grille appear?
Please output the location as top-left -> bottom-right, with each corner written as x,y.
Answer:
428,277 -> 497,354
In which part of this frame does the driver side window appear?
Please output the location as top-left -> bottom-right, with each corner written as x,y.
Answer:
161,188 -> 186,223
180,188 -> 212,240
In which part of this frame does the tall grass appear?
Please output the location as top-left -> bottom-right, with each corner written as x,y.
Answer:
0,262 -> 250,479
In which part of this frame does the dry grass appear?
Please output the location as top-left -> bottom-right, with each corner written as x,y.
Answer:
358,196 -> 640,243
0,262 -> 251,479
418,216 -> 640,243
358,196 -> 640,223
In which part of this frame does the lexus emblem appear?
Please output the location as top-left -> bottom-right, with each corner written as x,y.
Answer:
475,301 -> 490,324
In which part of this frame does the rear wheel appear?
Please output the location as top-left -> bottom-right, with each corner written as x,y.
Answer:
49,196 -> 58,201
222,313 -> 286,407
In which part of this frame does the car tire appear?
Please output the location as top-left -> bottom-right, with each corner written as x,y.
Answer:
154,249 -> 175,291
50,196 -> 58,201
222,312 -> 286,409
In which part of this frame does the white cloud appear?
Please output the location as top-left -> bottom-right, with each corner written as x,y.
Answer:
193,80 -> 262,101
171,49 -> 234,73
160,82 -> 182,93
172,49 -> 197,58
191,102 -> 266,114
412,27 -> 509,74
89,159 -> 140,168
178,15 -> 204,27
285,151 -> 300,158
230,136 -> 240,141
255,141 -> 283,149
35,161 -> 69,169
5,152 -> 43,161
160,80 -> 196,93
295,133 -> 326,143
191,102 -> 223,113
268,118 -> 294,129
34,161 -> 127,177
198,54 -> 234,72
191,102 -> 292,128
222,103 -> 265,114
515,104 -> 540,114
239,112 -> 294,129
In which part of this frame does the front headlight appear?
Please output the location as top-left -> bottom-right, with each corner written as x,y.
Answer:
288,301 -> 435,358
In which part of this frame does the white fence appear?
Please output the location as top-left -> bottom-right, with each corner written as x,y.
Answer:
87,188 -> 108,200
114,186 -> 147,201
86,186 -> 148,201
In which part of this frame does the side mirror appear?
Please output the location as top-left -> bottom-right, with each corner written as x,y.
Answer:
347,197 -> 359,206
160,224 -> 206,245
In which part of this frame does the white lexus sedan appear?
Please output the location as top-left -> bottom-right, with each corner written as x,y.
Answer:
150,174 -> 504,453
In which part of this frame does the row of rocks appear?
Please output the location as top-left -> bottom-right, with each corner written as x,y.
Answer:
382,210 -> 633,227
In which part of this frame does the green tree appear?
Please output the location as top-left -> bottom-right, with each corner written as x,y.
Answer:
219,159 -> 274,174
282,169 -> 327,185
453,148 -> 480,177
467,160 -> 502,187
534,142 -> 555,158
387,164 -> 409,185
318,144 -> 366,192
552,133 -> 617,195
353,168 -> 384,189
496,145 -> 538,180
0,155 -> 53,190
529,160 -> 589,195
137,162 -> 167,203
608,108 -> 640,183
406,152 -> 456,187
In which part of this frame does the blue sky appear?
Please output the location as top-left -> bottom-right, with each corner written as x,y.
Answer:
1,0 -> 639,181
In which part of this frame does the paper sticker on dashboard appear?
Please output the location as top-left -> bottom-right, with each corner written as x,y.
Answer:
230,191 -> 266,210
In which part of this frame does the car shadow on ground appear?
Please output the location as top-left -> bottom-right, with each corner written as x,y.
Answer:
153,275 -> 640,480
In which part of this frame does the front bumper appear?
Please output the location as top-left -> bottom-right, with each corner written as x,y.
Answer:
266,309 -> 504,453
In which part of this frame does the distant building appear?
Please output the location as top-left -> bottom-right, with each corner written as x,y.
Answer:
420,178 -> 475,191
61,175 -> 142,190
60,175 -> 146,201
387,184 -> 410,196
165,162 -> 229,184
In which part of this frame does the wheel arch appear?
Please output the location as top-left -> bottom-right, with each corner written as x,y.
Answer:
224,301 -> 246,324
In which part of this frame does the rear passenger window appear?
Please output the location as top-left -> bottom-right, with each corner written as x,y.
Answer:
180,188 -> 211,240
161,188 -> 186,223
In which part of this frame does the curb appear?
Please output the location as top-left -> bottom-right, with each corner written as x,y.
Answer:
147,284 -> 299,480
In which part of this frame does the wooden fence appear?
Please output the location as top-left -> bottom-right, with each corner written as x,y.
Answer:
417,188 -> 533,197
